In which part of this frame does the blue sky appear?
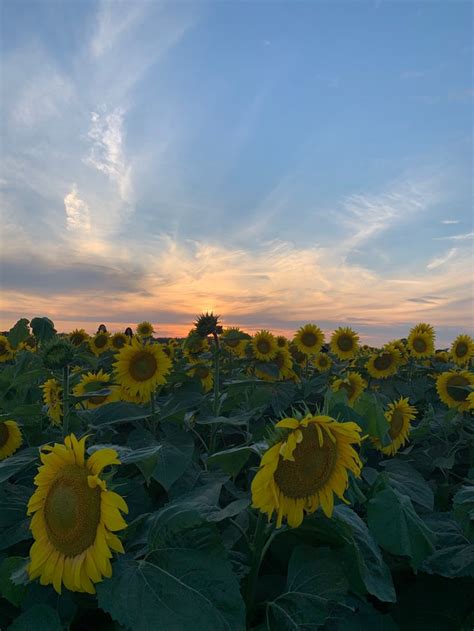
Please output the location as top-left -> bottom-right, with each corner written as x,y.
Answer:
1,0 -> 472,344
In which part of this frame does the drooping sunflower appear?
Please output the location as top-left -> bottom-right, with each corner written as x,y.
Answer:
450,334 -> 474,366
89,332 -> 111,356
332,372 -> 367,405
0,335 -> 14,362
189,364 -> 214,392
276,335 -> 288,349
221,327 -> 249,357
407,325 -> 435,359
293,324 -> 325,356
136,321 -> 154,337
27,434 -> 128,594
114,338 -> 172,399
330,327 -> 360,360
436,370 -> 474,412
251,415 -> 362,528
19,336 -> 37,353
0,420 -> 23,460
252,330 -> 278,361
42,378 -> 63,426
73,370 -> 119,409
372,397 -> 417,456
313,353 -> 332,372
110,332 -> 129,352
366,345 -> 400,379
69,329 -> 89,347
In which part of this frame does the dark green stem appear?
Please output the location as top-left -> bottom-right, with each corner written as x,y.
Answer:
209,333 -> 221,453
245,513 -> 271,622
62,365 -> 70,438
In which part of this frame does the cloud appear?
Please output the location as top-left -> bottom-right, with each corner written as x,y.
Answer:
90,1 -> 148,58
426,247 -> 458,270
441,219 -> 460,224
434,232 -> 473,241
64,185 -> 91,232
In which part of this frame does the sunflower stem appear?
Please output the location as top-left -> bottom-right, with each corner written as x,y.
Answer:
245,513 -> 272,622
209,333 -> 221,454
62,365 -> 70,438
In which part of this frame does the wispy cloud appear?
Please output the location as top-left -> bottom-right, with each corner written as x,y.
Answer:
441,219 -> 460,224
434,231 -> 474,241
64,185 -> 91,232
427,247 -> 458,270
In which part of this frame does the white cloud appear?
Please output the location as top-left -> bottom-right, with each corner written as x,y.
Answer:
427,247 -> 458,270
435,231 -> 474,241
441,219 -> 460,224
90,1 -> 149,58
64,185 -> 91,232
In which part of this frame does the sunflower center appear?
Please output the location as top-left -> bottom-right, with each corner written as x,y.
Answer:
44,465 -> 101,557
225,337 -> 240,348
319,356 -> 328,366
374,353 -> 393,371
129,351 -> 158,381
389,408 -> 404,439
95,334 -> 108,349
274,425 -> 337,498
455,342 -> 468,358
413,337 -> 427,353
256,340 -> 271,354
0,422 -> 9,448
301,332 -> 317,348
113,337 -> 126,349
446,375 -> 469,402
337,335 -> 354,352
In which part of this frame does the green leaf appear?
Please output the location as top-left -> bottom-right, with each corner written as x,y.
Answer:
267,545 -> 348,629
207,445 -> 256,476
152,425 -> 195,490
7,319 -> 30,349
453,485 -> 474,540
422,543 -> 474,577
207,498 -> 250,522
354,393 -> 390,439
254,361 -> 280,379
329,596 -> 399,630
0,485 -> 32,551
98,508 -> 245,630
0,557 -> 27,606
0,448 -> 38,484
367,488 -> 435,568
30,317 -> 56,344
381,459 -> 434,511
82,401 -> 150,426
7,604 -> 62,631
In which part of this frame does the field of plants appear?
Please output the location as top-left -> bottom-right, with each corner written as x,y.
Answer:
0,315 -> 473,630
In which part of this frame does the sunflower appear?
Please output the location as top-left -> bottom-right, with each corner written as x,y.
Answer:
366,345 -> 400,379
252,330 -> 278,361
136,321 -> 154,337
69,329 -> 89,347
330,327 -> 359,360
331,372 -> 366,405
27,434 -> 128,594
89,332 -> 111,356
276,335 -> 288,349
251,415 -> 362,527
255,348 -> 294,382
436,370 -> 474,412
0,420 -> 23,460
433,350 -> 450,364
450,334 -> 474,366
0,335 -> 14,362
19,336 -> 37,353
189,364 -> 214,392
468,392 -> 474,411
110,332 -> 129,352
222,327 -> 249,357
407,326 -> 434,359
73,370 -> 119,409
183,331 -> 210,364
372,397 -> 416,456
313,353 -> 332,372
114,338 -> 172,399
293,324 -> 324,356
42,378 -> 63,426
119,387 -> 150,405
289,343 -> 307,367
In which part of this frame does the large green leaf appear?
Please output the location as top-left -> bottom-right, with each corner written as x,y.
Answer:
82,401 -> 150,426
354,393 -> 390,440
0,484 -> 32,551
380,459 -> 434,511
151,425 -> 194,490
207,445 -> 256,476
453,485 -> 474,540
367,488 -> 435,568
267,546 -> 348,630
29,317 -> 56,344
0,557 -> 26,606
422,512 -> 474,577
327,596 -> 399,630
0,448 -> 38,484
7,604 -> 62,631
98,506 -> 245,631
7,319 -> 30,349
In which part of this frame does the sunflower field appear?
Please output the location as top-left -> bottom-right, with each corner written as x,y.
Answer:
0,315 -> 473,630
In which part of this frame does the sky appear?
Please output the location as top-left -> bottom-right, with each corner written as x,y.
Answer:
0,0 -> 472,346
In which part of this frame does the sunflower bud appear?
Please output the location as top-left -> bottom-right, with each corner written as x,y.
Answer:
193,312 -> 222,338
42,338 -> 76,369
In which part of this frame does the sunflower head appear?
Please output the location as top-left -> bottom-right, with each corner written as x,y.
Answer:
41,378 -> 63,425
407,326 -> 435,358
450,334 -> 474,366
252,330 -> 278,361
136,321 -> 154,337
293,324 -> 325,356
331,372 -> 366,405
222,327 -> 250,357
372,397 -> 416,456
89,332 -> 111,356
69,329 -> 89,347
436,370 -> 474,412
73,370 -> 119,409
289,343 -> 307,366
433,350 -> 450,364
251,415 -> 362,528
366,345 -> 400,379
41,338 -> 76,369
114,338 -> 172,398
190,363 -> 214,392
313,353 -> 332,372
27,434 -> 128,594
111,332 -> 129,351
193,312 -> 222,338
330,327 -> 360,360
0,335 -> 14,362
0,420 -> 23,460
276,335 -> 288,349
